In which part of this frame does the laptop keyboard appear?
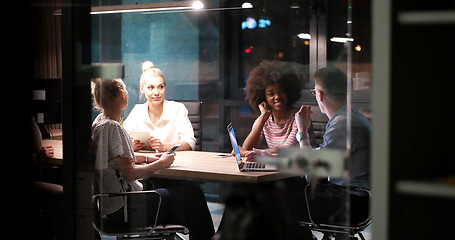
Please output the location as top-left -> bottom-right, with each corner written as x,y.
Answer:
245,162 -> 266,169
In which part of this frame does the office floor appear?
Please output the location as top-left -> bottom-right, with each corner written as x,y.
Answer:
180,202 -> 372,240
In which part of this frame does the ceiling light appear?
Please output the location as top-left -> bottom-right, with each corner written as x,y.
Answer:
330,37 -> 354,43
297,33 -> 311,39
55,0 -> 251,16
90,1 -> 198,15
242,2 -> 253,9
355,45 -> 362,52
192,1 -> 204,10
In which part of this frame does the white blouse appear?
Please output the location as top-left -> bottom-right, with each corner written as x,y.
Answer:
123,100 -> 196,150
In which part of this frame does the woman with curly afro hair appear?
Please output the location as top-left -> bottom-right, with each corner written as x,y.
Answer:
241,60 -> 305,159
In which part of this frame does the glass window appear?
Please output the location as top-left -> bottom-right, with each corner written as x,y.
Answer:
90,1 -> 371,152
90,0 -> 372,225
33,0 -> 372,238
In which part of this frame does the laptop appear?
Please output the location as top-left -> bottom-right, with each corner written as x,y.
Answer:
227,122 -> 277,172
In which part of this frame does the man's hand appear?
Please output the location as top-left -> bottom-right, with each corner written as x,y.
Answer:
295,105 -> 312,133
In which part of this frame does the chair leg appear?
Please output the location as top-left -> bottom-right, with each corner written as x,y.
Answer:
175,233 -> 185,240
357,232 -> 366,240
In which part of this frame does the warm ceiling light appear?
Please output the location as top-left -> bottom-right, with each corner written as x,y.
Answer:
192,1 -> 204,10
355,45 -> 362,52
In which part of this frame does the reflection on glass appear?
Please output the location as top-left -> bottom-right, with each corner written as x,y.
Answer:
89,0 -> 372,238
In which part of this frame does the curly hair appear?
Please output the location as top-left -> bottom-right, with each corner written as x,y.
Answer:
245,61 -> 303,112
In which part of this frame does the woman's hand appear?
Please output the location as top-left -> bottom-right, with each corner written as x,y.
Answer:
154,152 -> 175,169
231,145 -> 250,157
34,145 -> 54,164
42,145 -> 54,158
245,148 -> 273,162
143,154 -> 160,164
295,105 -> 312,133
147,137 -> 166,152
134,140 -> 145,152
258,101 -> 272,118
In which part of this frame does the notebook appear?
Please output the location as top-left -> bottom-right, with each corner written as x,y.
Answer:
129,130 -> 151,150
227,122 -> 277,172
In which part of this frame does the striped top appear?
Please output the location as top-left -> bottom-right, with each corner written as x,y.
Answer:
254,113 -> 299,149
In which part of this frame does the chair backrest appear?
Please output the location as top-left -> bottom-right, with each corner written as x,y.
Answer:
92,190 -> 162,235
178,101 -> 202,151
301,183 -> 371,238
310,106 -> 328,147
92,172 -> 189,238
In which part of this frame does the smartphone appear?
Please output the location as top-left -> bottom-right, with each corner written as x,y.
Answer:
167,144 -> 182,154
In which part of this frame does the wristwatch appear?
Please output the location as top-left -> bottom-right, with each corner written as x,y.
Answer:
296,132 -> 309,142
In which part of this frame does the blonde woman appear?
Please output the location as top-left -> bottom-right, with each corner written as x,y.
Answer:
91,78 -> 174,227
123,61 -> 196,152
91,78 -> 214,239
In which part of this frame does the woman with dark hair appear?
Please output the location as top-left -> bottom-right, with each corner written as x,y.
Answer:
241,61 -> 304,159
216,61 -> 309,240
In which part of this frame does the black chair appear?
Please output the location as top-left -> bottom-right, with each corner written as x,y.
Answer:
178,100 -> 202,151
299,183 -> 371,240
92,190 -> 189,240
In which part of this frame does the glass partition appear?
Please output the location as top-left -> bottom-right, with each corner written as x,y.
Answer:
90,0 -> 371,148
33,0 -> 373,238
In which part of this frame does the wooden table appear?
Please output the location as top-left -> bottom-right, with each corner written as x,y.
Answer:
135,151 -> 293,183
41,139 -> 293,183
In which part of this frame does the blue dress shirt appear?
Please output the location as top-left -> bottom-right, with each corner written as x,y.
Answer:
320,105 -> 371,189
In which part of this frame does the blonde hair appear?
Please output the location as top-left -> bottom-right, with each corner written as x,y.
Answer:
91,78 -> 126,110
139,61 -> 165,96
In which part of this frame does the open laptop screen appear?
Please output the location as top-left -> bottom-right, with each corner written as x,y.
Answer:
227,123 -> 242,165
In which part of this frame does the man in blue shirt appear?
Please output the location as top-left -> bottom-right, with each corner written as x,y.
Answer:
293,67 -> 371,238
296,67 -> 371,188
